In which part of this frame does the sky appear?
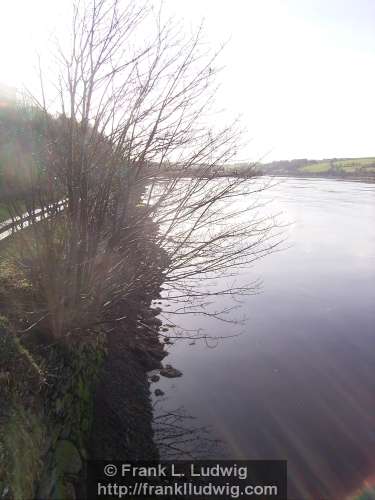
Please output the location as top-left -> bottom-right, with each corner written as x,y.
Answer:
1,0 -> 375,161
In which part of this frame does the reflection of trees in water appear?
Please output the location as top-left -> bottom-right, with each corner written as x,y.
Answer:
153,403 -> 224,460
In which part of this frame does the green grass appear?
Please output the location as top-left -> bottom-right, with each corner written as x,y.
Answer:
0,203 -> 10,222
261,157 -> 375,178
0,201 -> 28,223
340,166 -> 357,172
300,162 -> 331,173
340,158 -> 374,168
299,157 -> 375,176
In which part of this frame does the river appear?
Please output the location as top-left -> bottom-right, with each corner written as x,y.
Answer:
153,177 -> 375,500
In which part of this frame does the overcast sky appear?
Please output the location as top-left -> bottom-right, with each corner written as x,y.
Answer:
1,0 -> 374,161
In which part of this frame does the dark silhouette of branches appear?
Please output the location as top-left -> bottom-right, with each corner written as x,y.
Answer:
153,404 -> 223,460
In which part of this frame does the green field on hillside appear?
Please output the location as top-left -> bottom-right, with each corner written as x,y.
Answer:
300,162 -> 331,173
261,157 -> 375,178
301,158 -> 375,174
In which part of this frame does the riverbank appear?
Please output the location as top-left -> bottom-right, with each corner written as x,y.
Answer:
0,212 -> 170,499
261,171 -> 375,183
90,233 -> 170,462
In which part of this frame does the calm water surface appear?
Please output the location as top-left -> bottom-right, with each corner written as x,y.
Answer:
154,177 -> 375,500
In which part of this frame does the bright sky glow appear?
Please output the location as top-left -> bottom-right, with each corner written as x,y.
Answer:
1,0 -> 374,161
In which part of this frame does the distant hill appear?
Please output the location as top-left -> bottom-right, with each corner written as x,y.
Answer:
259,157 -> 375,179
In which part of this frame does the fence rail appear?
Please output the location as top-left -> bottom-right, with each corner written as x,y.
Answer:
0,200 -> 67,242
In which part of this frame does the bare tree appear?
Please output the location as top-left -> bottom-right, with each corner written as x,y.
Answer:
3,0 -> 281,340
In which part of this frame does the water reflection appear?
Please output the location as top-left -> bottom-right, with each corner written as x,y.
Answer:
152,401 -> 224,460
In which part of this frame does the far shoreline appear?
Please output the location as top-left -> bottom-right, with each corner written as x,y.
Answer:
259,172 -> 375,184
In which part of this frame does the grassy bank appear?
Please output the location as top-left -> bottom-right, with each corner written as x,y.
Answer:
0,202 -> 26,223
0,238 -> 104,499
0,211 -> 169,499
0,203 -> 10,222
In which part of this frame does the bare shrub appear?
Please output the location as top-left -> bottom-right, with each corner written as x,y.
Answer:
2,0 -> 280,340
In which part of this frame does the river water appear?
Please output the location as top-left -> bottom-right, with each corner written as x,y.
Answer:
153,177 -> 375,500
